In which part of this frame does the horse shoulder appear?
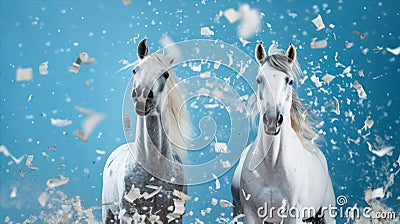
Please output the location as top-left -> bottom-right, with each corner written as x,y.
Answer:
232,144 -> 253,199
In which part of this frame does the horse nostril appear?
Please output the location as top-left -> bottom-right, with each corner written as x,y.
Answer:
263,113 -> 268,124
131,89 -> 137,99
147,89 -> 154,100
277,114 -> 283,126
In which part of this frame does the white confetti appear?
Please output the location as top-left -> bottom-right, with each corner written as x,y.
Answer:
50,118 -> 72,127
322,74 -> 335,84
310,38 -> 327,49
0,145 -> 25,164
212,173 -> 221,190
223,8 -> 241,23
311,14 -> 325,31
199,71 -> 211,78
46,174 -> 69,188
214,60 -> 222,69
353,80 -> 367,100
38,192 -> 49,207
10,186 -> 17,198
25,155 -> 34,167
220,159 -> 231,168
239,37 -> 251,46
38,61 -> 49,75
16,68 -> 33,81
124,185 -> 141,203
386,46 -> 400,55
172,189 -> 190,201
96,149 -> 106,155
215,142 -> 229,153
121,0 -> 131,6
310,74 -> 323,87
219,199 -> 233,207
142,185 -> 162,200
200,27 -> 214,36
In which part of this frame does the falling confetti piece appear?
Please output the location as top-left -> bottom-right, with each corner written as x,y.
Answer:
363,116 -> 374,130
212,173 -> 221,190
199,71 -> 211,78
0,145 -> 25,164
75,106 -> 105,137
124,185 -> 141,203
311,14 -> 325,31
25,155 -> 34,167
123,114 -> 131,131
200,27 -> 214,36
10,186 -> 17,198
46,174 -> 69,188
386,46 -> 400,55
215,142 -> 228,153
220,160 -> 231,168
38,61 -> 49,75
121,0 -> 131,6
239,37 -> 250,46
310,74 -> 323,87
79,52 -> 95,65
331,97 -> 340,115
50,118 -> 72,127
310,38 -> 327,49
352,30 -> 367,40
74,129 -> 88,143
322,74 -> 335,84
371,146 -> 395,157
345,41 -> 354,49
214,60 -> 222,69
38,192 -> 49,207
95,149 -> 106,155
223,8 -> 241,23
358,69 -> 365,77
173,189 -> 190,201
142,185 -> 162,200
353,80 -> 367,100
219,199 -> 233,207
16,68 -> 33,81
69,63 -> 81,74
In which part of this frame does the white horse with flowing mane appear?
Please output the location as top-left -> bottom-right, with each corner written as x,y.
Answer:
102,39 -> 192,223
232,42 -> 336,223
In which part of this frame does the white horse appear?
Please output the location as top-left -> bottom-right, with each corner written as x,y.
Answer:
232,42 -> 336,223
102,39 -> 192,223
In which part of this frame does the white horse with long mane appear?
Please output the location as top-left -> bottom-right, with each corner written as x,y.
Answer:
102,39 -> 191,223
232,42 -> 336,223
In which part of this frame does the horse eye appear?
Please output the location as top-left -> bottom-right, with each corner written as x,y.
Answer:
163,71 -> 169,79
256,77 -> 261,84
288,79 -> 294,86
132,69 -> 137,75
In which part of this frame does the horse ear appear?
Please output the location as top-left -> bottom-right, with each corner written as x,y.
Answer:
137,38 -> 148,59
255,42 -> 266,64
286,43 -> 296,64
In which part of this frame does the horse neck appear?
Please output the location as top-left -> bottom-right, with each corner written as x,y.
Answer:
256,114 -> 295,168
135,108 -> 170,160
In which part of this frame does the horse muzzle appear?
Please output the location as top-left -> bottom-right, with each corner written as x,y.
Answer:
263,113 -> 283,135
135,101 -> 154,116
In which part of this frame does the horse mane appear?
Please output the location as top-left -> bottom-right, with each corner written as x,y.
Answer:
152,54 -> 192,158
249,43 -> 317,151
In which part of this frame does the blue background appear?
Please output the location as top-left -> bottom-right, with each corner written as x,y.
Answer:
1,0 -> 399,223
